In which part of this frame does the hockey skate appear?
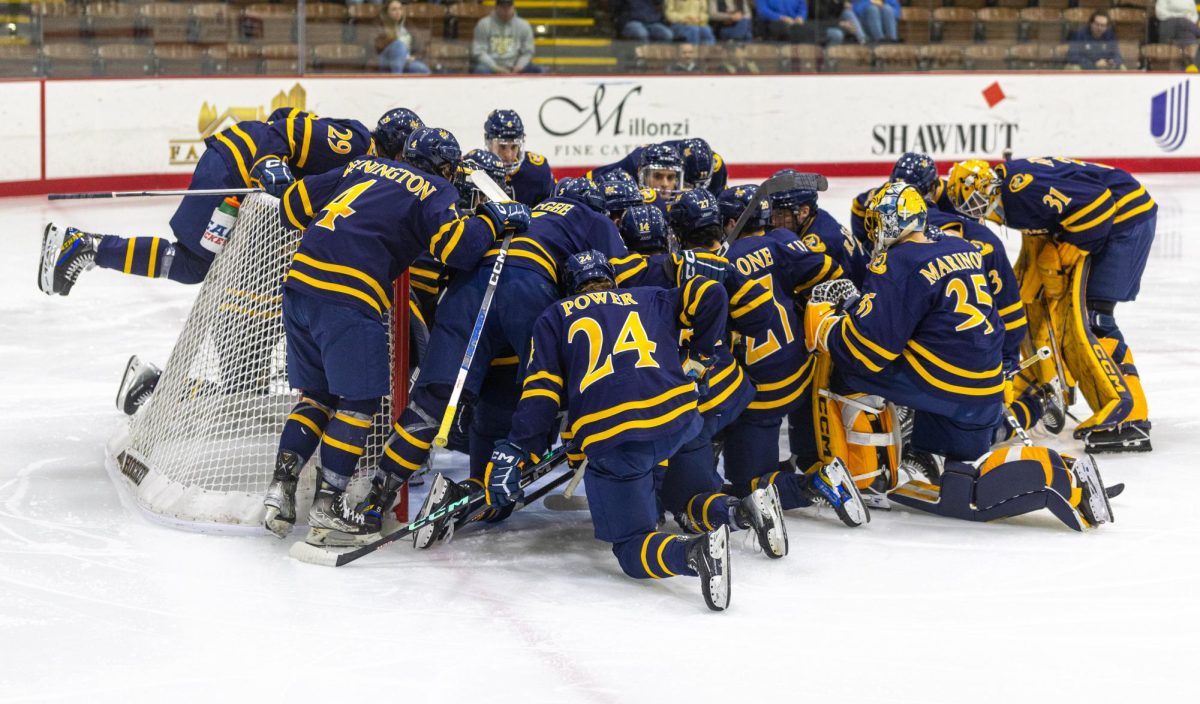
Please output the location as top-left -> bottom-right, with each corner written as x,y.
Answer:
263,450 -> 302,538
115,355 -> 162,416
355,472 -> 403,534
412,472 -> 470,550
687,525 -> 731,612
1083,422 -> 1151,454
39,223 -> 97,296
733,485 -> 788,559
804,458 -> 870,527
1068,454 -> 1114,527
305,480 -> 375,547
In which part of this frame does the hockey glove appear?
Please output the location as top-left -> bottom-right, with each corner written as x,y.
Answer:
251,156 -> 295,197
477,201 -> 531,237
485,441 -> 528,508
804,300 -> 840,354
672,250 -> 728,286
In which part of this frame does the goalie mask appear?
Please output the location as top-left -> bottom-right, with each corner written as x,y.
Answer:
946,159 -> 1001,220
484,109 -> 526,175
865,182 -> 927,255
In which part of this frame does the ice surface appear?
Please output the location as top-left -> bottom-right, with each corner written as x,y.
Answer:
1,177 -> 1197,703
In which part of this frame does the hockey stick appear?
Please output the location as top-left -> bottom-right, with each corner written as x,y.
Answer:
289,444 -> 572,567
48,188 -> 264,201
543,459 -> 589,511
728,171 -> 829,241
433,169 -> 515,448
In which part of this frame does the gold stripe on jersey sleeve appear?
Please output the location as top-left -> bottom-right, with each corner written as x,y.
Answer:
845,317 -> 900,360
215,131 -> 251,186
699,363 -> 744,413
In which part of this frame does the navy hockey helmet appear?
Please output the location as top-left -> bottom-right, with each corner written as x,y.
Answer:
403,126 -> 462,180
373,107 -> 425,160
679,138 -> 715,190
599,169 -> 637,185
637,143 -> 684,199
554,177 -> 607,213
564,250 -> 616,294
455,149 -> 513,212
718,185 -> 770,232
890,152 -> 939,199
668,188 -> 724,246
484,109 -> 525,141
618,204 -> 670,255
768,169 -> 819,211
601,180 -> 645,218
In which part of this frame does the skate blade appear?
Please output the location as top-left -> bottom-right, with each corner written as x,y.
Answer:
305,527 -> 378,547
703,525 -> 731,612
115,355 -> 141,412
287,540 -> 344,567
38,223 -> 65,295
753,486 -> 788,559
826,459 -> 871,527
1074,455 -> 1114,525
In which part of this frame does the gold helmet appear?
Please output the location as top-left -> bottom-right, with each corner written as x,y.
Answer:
946,160 -> 1001,220
864,182 -> 927,254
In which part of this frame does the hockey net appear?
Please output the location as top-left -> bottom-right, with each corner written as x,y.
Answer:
104,193 -> 409,533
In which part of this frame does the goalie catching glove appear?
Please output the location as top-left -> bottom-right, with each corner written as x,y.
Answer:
804,279 -> 860,353
250,156 -> 295,197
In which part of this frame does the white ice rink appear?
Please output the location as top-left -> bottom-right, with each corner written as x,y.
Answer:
1,176 -> 1197,703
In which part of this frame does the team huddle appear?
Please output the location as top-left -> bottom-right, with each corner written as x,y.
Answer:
38,104 -> 1156,611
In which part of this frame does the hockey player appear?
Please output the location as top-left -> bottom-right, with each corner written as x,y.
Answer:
806,183 -> 1117,530
634,144 -> 686,216
849,152 -> 956,244
39,107 -> 421,297
601,178 -> 647,226
617,204 -> 670,256
718,187 -> 868,527
588,138 -> 728,194
478,250 -> 737,609
946,157 -> 1155,452
768,169 -> 869,286
260,126 -> 531,545
483,109 -> 555,207
380,178 -> 646,500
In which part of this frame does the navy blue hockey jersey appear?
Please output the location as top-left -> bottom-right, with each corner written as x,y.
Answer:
794,207 -> 869,287
280,157 -> 495,318
511,279 -> 728,456
996,157 -> 1156,251
205,110 -> 373,188
825,234 -> 1005,411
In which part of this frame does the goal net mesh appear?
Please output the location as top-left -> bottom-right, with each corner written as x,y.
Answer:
104,193 -> 403,533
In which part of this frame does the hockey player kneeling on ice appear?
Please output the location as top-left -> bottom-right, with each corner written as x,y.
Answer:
714,183 -> 868,528
446,251 -> 734,610
618,190 -> 787,558
805,183 -> 1116,530
260,126 -> 530,545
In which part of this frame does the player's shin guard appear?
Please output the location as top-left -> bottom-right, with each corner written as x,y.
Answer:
379,404 -> 438,483
278,394 -> 335,462
611,531 -> 696,579
318,401 -> 378,490
94,235 -> 176,280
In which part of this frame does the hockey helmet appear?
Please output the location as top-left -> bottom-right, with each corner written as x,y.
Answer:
946,159 -> 1001,220
618,204 -> 670,255
564,250 -> 616,294
554,177 -> 607,214
374,107 -> 425,160
890,152 -> 939,200
865,182 -> 928,254
404,126 -> 462,180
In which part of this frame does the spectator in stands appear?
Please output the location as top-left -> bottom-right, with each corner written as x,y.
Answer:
821,1 -> 868,44
666,0 -> 716,44
710,0 -> 753,42
852,0 -> 898,43
615,0 -> 674,42
1156,0 -> 1200,50
472,0 -> 542,74
375,0 -> 431,74
1065,11 -> 1125,70
670,43 -> 704,71
755,0 -> 855,44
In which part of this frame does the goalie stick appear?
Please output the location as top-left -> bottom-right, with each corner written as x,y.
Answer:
433,168 -> 516,448
288,443 -> 572,567
728,171 -> 828,241
48,188 -> 264,201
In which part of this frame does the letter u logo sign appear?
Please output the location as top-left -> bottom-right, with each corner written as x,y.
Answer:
1151,80 -> 1190,153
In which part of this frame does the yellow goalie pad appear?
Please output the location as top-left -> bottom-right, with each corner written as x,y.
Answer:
810,354 -> 901,492
1016,237 -> 1133,436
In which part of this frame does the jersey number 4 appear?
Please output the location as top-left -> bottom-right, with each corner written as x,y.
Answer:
315,179 -> 376,231
944,274 -> 994,334
568,312 -> 659,393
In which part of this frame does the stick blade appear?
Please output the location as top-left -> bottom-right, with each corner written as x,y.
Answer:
287,540 -> 346,567
543,493 -> 589,511
730,171 -> 828,241
468,169 -> 513,203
